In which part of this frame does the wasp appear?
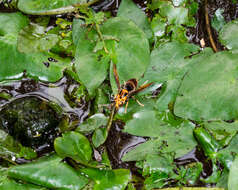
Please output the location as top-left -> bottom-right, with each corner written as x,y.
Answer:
112,63 -> 153,111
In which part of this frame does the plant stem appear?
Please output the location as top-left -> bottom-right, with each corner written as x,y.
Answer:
96,23 -> 109,53
204,0 -> 218,52
106,104 -> 116,133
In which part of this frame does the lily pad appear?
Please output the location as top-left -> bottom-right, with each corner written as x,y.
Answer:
17,0 -> 96,15
54,131 -> 92,164
174,51 -> 238,121
8,154 -> 88,190
0,12 -> 71,82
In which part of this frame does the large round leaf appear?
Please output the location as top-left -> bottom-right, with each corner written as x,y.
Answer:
8,154 -> 88,190
54,131 -> 92,164
74,26 -> 109,95
142,42 -> 199,111
0,12 -> 71,82
174,51 -> 238,121
0,36 -> 70,82
103,17 -> 150,85
74,17 -> 150,95
17,0 -> 95,15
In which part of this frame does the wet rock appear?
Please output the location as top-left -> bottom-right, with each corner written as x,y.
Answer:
0,96 -> 60,149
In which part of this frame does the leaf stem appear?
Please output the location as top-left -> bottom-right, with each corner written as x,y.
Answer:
95,23 -> 109,53
106,104 -> 116,133
204,0 -> 218,52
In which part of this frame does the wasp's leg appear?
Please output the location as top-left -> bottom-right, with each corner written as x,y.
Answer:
136,99 -> 144,107
131,96 -> 144,107
124,101 -> 129,113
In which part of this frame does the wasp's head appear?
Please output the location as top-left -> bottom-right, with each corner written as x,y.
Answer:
124,79 -> 137,92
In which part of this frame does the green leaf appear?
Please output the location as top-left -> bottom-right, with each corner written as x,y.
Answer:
204,121 -> 238,147
74,27 -> 109,95
142,42 -> 199,111
8,154 -> 88,190
72,18 -> 85,46
159,1 -> 189,25
143,42 -> 199,83
174,51 -> 238,121
117,0 -> 152,39
0,129 -> 36,160
18,22 -> 59,53
0,179 -> 47,190
172,0 -> 186,6
74,17 -> 150,95
143,154 -> 175,176
217,134 -> 238,169
211,8 -> 226,32
80,168 -> 131,190
54,131 -> 92,164
193,127 -> 221,158
0,13 -> 71,82
122,139 -> 161,162
92,128 -> 107,148
76,113 -> 108,134
0,36 -> 71,82
123,110 -> 196,157
143,153 -> 175,189
228,155 -> 238,190
0,12 -> 29,36
17,0 -> 96,15
219,19 -> 238,52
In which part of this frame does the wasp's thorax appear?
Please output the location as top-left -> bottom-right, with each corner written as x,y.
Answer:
114,79 -> 138,109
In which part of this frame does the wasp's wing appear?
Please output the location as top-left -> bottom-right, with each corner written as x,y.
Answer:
113,63 -> 121,92
129,82 -> 153,96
